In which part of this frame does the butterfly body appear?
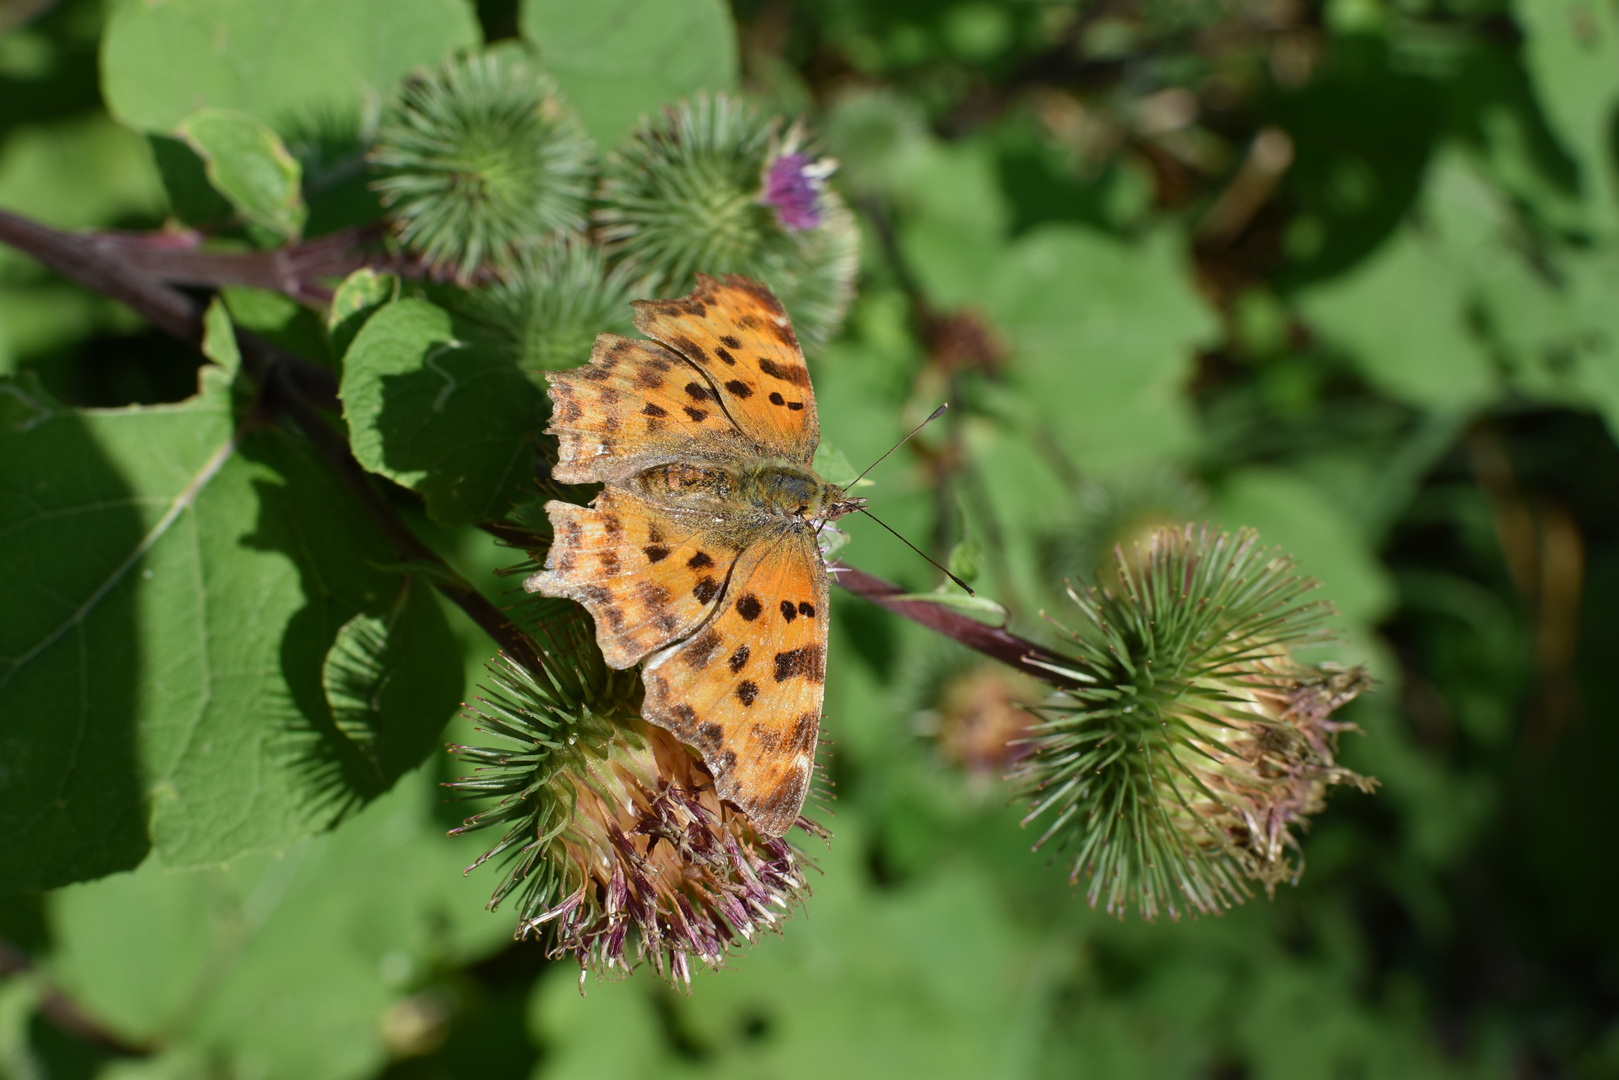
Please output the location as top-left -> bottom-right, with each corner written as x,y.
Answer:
527,274 -> 856,837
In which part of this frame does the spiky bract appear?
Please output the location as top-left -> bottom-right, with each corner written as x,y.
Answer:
371,52 -> 593,282
1015,525 -> 1374,920
448,610 -> 815,986
597,94 -> 858,346
462,235 -> 642,371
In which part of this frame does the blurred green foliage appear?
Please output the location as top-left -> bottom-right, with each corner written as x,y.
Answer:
1,0 -> 1617,1077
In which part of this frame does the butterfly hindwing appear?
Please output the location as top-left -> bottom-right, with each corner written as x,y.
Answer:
527,488 -> 746,669
633,274 -> 819,466
546,333 -> 758,485
640,528 -> 828,837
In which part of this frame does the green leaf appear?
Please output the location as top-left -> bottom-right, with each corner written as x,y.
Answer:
340,299 -> 546,526
812,441 -> 861,486
45,771 -> 510,1079
175,108 -> 307,240
200,296 -> 241,374
0,367 -> 464,889
519,0 -> 738,148
983,226 -> 1218,471
1518,0 -> 1619,233
101,0 -> 481,133
327,269 -> 400,360
1213,468 -> 1397,632
321,582 -> 462,788
223,285 -> 333,364
1297,224 -> 1498,411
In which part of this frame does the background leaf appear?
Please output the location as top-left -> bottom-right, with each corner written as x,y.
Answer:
100,0 -> 481,133
519,0 -> 739,148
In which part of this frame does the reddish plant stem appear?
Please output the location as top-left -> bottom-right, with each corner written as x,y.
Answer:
85,223 -> 397,304
829,562 -> 1082,688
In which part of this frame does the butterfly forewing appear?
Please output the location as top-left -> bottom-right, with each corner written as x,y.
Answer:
633,274 -> 819,465
546,333 -> 759,485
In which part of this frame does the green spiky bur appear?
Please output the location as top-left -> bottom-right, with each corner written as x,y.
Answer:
597,93 -> 858,346
459,235 -> 642,371
447,607 -> 815,984
1015,525 -> 1374,921
447,610 -> 643,925
371,51 -> 593,282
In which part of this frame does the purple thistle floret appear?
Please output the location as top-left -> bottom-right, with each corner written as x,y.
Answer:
762,153 -> 826,231
514,727 -> 824,990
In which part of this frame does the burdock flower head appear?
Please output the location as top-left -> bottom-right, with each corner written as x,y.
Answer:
1015,525 -> 1375,920
370,51 -> 593,282
448,608 -> 816,987
596,94 -> 858,346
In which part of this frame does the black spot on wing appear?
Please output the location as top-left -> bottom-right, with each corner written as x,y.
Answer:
798,602 -> 816,618
736,680 -> 759,706
728,644 -> 750,673
642,402 -> 667,418
687,551 -> 714,570
724,379 -> 752,398
644,545 -> 671,563
779,600 -> 797,623
693,577 -> 721,604
773,645 -> 824,683
684,628 -> 723,668
736,594 -> 763,621
683,406 -> 708,422
669,702 -> 698,733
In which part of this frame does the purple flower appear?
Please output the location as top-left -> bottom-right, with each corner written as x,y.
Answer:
762,152 -> 833,231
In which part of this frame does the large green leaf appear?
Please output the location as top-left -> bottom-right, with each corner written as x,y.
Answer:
1297,224 -> 1498,412
0,360 -> 463,890
46,770 -> 510,1080
101,0 -> 481,133
519,0 -> 738,148
340,299 -> 546,527
983,225 -> 1218,472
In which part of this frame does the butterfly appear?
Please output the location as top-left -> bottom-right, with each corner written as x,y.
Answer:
524,274 -> 862,837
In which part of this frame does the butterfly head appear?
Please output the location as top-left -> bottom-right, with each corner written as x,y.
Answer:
820,485 -> 867,523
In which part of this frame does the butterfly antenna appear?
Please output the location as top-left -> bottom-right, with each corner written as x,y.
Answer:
853,506 -> 975,596
845,403 -> 949,489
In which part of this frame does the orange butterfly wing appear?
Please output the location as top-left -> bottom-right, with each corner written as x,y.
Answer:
633,274 -> 819,465
530,275 -> 834,838
546,333 -> 759,486
641,528 -> 828,838
526,488 -> 745,669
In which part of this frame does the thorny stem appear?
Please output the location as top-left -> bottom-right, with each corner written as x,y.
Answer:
84,223 -> 392,304
828,562 -> 1082,689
